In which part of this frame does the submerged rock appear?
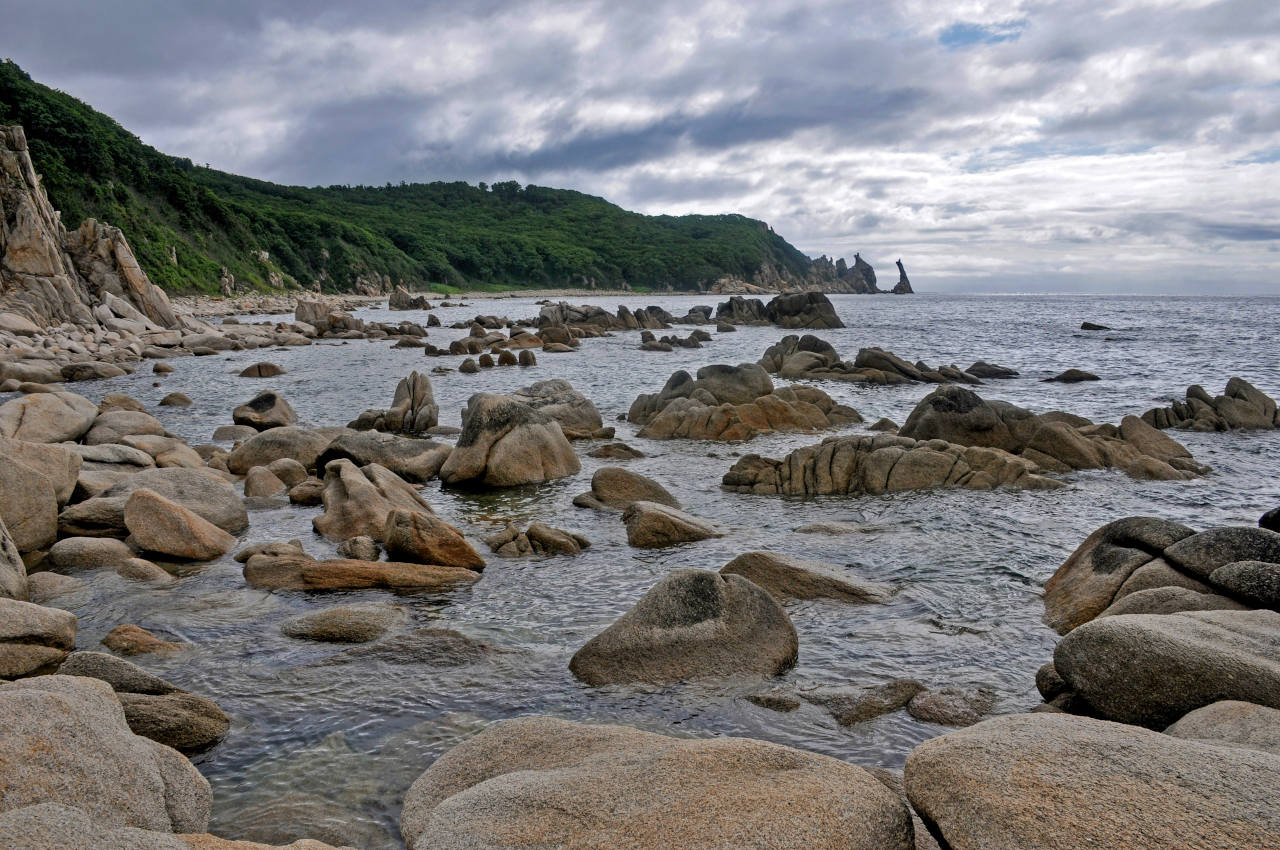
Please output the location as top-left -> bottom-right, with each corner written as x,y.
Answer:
570,569 -> 796,685
281,605 -> 406,643
400,716 -> 911,850
243,553 -> 479,592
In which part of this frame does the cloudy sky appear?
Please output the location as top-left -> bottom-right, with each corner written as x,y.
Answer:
6,0 -> 1280,292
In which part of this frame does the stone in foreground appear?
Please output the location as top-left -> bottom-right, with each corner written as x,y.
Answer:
401,716 -> 911,850
570,569 -> 797,685
905,712 -> 1280,850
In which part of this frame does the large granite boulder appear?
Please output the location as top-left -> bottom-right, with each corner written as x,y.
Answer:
720,551 -> 893,602
506,378 -> 607,439
1163,525 -> 1280,580
1042,516 -> 1196,634
0,597 -> 76,677
0,438 -> 81,505
401,716 -> 910,850
58,468 -> 248,538
905,712 -> 1280,850
0,453 -> 59,552
0,391 -> 98,443
1143,377 -> 1279,431
311,460 -> 433,542
0,675 -> 210,832
281,604 -> 406,643
628,363 -> 860,441
84,410 -> 166,446
438,393 -> 580,487
570,569 -> 797,685
1053,609 -> 1280,728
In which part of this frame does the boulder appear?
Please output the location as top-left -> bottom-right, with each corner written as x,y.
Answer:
84,410 -> 167,446
622,501 -> 724,548
266,457 -> 308,488
720,551 -> 893,602
906,687 -> 996,727
1044,368 -> 1100,383
1041,517 -> 1197,634
238,362 -> 285,378
765,291 -> 845,329
965,360 -> 1019,379
438,393 -> 580,488
802,680 -> 925,726
506,379 -> 605,438
232,391 -> 297,431
0,675 -> 211,832
124,489 -> 237,561
243,553 -> 479,592
57,651 -> 179,695
0,518 -> 24,600
1163,526 -> 1280,580
102,624 -> 185,656
60,468 -> 248,538
0,438 -> 80,504
47,536 -> 136,571
227,427 -> 348,474
0,454 -> 58,552
311,460 -> 432,542
1210,560 -> 1280,608
569,569 -> 796,685
314,431 -> 450,483
1164,700 -> 1280,756
211,424 -> 256,443
243,466 -> 286,498
0,391 -> 98,442
158,392 -> 192,407
281,605 -> 406,643
0,598 -> 76,677
383,508 -> 485,570
348,371 -> 438,433
587,442 -> 644,460
572,466 -> 679,511
1054,609 -> 1280,727
905,712 -> 1280,850
333,537 -> 378,562
1143,378 -> 1280,431
116,692 -> 230,754
400,716 -> 911,850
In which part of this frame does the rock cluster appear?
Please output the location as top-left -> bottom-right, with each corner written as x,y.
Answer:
1142,377 -> 1279,431
484,522 -> 590,557
628,363 -> 861,441
759,334 -> 1002,385
388,286 -> 431,310
715,291 -> 845,328
347,370 -> 439,433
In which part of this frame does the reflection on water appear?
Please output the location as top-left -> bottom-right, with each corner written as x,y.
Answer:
18,293 -> 1280,848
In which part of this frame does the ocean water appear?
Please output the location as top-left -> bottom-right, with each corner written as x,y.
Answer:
19,293 -> 1280,847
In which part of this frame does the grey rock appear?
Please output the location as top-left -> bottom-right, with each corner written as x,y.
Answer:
1164,526 -> 1280,580
1164,700 -> 1280,756
281,605 -> 405,643
1210,560 -> 1280,608
720,551 -> 893,602
803,679 -> 925,726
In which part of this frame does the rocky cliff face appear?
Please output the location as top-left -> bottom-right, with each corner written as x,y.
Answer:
710,251 -> 913,296
0,125 -> 180,332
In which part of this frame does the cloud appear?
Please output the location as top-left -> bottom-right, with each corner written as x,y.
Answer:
3,0 -> 1279,292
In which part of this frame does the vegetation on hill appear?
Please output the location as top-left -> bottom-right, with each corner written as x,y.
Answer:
0,60 -> 814,295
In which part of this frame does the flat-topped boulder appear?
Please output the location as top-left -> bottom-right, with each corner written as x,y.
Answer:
314,430 -> 450,483
628,363 -> 860,441
1143,377 -> 1279,431
905,712 -> 1280,850
720,551 -> 893,602
723,433 -> 1062,496
243,552 -> 479,591
400,716 -> 911,850
438,393 -> 580,487
570,569 -> 796,685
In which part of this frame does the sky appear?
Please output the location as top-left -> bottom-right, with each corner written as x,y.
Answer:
5,0 -> 1280,293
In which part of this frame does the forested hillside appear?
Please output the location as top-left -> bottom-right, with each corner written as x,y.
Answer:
0,60 -> 814,294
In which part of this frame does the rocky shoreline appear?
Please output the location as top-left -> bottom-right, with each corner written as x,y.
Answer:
4,123 -> 1280,848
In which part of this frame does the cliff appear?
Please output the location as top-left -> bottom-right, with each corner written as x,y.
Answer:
0,125 -> 180,332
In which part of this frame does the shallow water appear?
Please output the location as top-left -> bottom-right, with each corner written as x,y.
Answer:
19,293 -> 1280,847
